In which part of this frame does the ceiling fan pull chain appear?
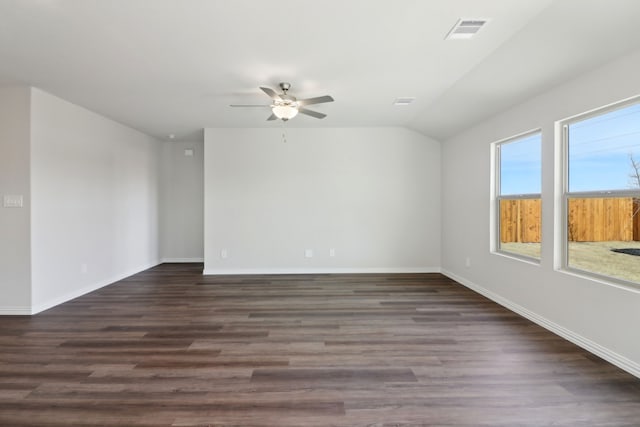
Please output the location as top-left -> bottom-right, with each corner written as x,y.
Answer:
281,121 -> 287,143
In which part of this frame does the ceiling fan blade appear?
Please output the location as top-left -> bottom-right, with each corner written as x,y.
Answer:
229,104 -> 270,107
260,86 -> 281,100
267,113 -> 278,121
298,95 -> 334,106
298,107 -> 327,119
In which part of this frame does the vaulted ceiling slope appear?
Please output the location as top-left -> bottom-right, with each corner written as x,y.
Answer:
1,0 -> 639,142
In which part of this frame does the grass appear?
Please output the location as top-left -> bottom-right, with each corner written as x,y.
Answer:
500,240 -> 640,284
500,242 -> 541,259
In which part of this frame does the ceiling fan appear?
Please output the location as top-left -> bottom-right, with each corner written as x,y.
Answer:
230,82 -> 334,121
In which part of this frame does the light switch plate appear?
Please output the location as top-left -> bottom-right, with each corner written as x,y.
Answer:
3,195 -> 24,208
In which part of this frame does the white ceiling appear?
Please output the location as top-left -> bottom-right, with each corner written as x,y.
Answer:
1,0 -> 640,142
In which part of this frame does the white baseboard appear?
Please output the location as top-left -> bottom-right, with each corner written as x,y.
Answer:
0,306 -> 32,315
29,260 -> 161,315
441,268 -> 640,379
202,267 -> 440,275
161,257 -> 204,263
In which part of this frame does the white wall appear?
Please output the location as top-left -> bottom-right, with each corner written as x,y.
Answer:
204,127 -> 440,274
0,87 -> 31,313
29,88 -> 161,313
441,48 -> 640,376
160,140 -> 204,262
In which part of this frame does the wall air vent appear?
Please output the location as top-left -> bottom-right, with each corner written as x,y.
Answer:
445,19 -> 488,40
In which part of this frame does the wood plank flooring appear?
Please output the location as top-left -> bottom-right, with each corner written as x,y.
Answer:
1,263 -> 639,426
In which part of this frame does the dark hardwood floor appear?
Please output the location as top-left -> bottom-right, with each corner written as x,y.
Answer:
1,263 -> 639,426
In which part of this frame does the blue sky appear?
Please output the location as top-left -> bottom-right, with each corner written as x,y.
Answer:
569,103 -> 640,192
499,102 -> 640,195
500,133 -> 541,195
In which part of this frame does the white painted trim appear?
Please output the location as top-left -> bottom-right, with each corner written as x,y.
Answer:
0,306 -> 32,315
161,258 -> 204,263
441,269 -> 640,379
203,267 -> 440,275
30,261 -> 161,315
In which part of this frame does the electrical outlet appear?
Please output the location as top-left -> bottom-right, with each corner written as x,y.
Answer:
220,249 -> 228,259
465,257 -> 471,268
329,248 -> 336,257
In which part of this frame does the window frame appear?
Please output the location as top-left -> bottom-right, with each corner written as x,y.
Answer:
492,129 -> 542,263
559,96 -> 640,288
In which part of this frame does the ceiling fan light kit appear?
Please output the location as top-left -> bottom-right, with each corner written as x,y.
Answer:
271,100 -> 299,121
230,82 -> 334,122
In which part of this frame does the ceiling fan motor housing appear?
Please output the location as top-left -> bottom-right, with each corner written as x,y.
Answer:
279,82 -> 291,92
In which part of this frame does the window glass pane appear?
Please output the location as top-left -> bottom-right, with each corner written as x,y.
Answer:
496,131 -> 541,260
567,197 -> 640,283
568,103 -> 640,192
499,133 -> 542,195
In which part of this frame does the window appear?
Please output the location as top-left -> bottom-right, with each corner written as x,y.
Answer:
494,131 -> 542,260
562,99 -> 640,285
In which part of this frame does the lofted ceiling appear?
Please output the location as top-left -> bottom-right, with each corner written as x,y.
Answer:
1,0 -> 640,142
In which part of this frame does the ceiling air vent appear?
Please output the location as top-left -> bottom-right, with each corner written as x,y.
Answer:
445,19 -> 488,40
393,97 -> 415,106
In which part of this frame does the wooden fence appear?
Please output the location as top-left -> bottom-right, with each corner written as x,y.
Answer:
500,197 -> 640,243
499,199 -> 541,243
